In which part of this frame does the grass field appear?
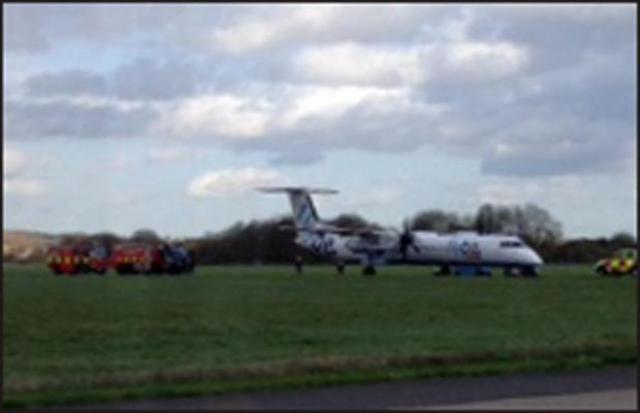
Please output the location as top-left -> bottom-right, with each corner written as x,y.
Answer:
3,264 -> 637,408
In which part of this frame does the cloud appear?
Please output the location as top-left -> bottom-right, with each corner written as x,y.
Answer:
3,178 -> 46,197
186,167 -> 284,198
24,58 -> 204,101
110,57 -> 204,100
25,69 -> 107,97
156,94 -> 272,139
154,85 -> 441,148
3,5 -> 52,53
209,5 -> 443,55
4,4 -> 448,55
3,4 -> 197,53
479,115 -> 635,176
275,85 -> 415,129
435,41 -> 530,82
4,148 -> 26,178
4,4 -> 636,179
473,176 -> 585,206
292,43 -> 424,87
3,148 -> 46,197
5,100 -> 155,138
292,40 -> 529,88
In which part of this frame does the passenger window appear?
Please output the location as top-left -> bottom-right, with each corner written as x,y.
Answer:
500,241 -> 523,248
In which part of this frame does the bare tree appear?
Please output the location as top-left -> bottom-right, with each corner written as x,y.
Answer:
411,210 -> 464,233
130,229 -> 160,243
610,232 -> 637,247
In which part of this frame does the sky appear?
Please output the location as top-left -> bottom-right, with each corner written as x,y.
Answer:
3,4 -> 637,239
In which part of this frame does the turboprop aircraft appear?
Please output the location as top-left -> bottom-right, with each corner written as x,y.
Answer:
258,187 -> 543,277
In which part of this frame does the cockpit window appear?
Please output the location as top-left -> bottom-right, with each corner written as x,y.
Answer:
500,240 -> 524,248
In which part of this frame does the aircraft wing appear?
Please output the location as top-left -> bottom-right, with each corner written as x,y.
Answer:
275,224 -> 389,238
314,224 -> 386,238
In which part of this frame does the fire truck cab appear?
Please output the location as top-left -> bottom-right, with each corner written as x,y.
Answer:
46,242 -> 109,276
112,242 -> 195,275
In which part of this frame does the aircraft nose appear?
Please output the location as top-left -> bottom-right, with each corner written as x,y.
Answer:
527,249 -> 544,265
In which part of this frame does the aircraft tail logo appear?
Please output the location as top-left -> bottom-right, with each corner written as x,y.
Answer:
256,187 -> 337,232
290,192 -> 318,231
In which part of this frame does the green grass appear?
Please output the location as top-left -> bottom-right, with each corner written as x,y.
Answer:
3,264 -> 637,408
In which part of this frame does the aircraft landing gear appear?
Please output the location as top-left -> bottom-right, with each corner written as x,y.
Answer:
363,265 -> 376,276
336,262 -> 345,274
521,266 -> 539,277
435,265 -> 451,276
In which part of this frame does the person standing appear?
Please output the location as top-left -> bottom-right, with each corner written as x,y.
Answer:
294,255 -> 303,274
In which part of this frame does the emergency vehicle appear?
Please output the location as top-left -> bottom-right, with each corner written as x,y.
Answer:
112,242 -> 195,275
46,243 -> 110,276
594,248 -> 637,276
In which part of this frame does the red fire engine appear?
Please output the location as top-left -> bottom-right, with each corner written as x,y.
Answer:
47,241 -> 195,276
112,243 -> 161,275
46,243 -> 110,276
112,242 -> 194,275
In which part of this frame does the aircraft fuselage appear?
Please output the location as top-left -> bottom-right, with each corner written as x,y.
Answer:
295,230 -> 542,269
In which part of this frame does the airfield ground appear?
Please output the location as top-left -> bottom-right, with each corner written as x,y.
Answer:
3,264 -> 637,408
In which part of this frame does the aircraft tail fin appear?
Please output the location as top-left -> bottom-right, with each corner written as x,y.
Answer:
257,187 -> 337,231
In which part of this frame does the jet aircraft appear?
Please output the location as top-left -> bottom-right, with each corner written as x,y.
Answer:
258,187 -> 543,276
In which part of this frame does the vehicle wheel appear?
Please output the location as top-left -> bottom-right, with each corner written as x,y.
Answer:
435,266 -> 451,277
362,266 -> 376,276
521,266 -> 538,277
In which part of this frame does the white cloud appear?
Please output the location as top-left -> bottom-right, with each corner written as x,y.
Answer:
291,40 -> 528,87
158,95 -> 272,139
4,148 -> 26,178
4,178 -> 46,197
211,17 -> 285,55
210,5 -> 434,55
4,5 -> 633,179
3,148 -> 47,197
210,6 -> 339,54
293,43 -> 425,86
441,41 -> 530,80
155,85 -> 435,144
277,85 -> 414,129
187,167 -> 284,198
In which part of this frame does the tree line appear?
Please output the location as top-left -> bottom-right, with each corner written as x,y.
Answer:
186,203 -> 634,265
28,203 -> 635,265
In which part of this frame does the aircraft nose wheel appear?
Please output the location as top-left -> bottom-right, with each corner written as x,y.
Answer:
362,266 -> 376,276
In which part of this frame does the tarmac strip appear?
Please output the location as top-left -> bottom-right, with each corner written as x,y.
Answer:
62,366 -> 636,410
411,388 -> 636,410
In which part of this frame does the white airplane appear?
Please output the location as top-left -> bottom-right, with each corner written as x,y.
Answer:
258,187 -> 543,277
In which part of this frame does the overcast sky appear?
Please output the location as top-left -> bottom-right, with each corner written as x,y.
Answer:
3,4 -> 637,238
